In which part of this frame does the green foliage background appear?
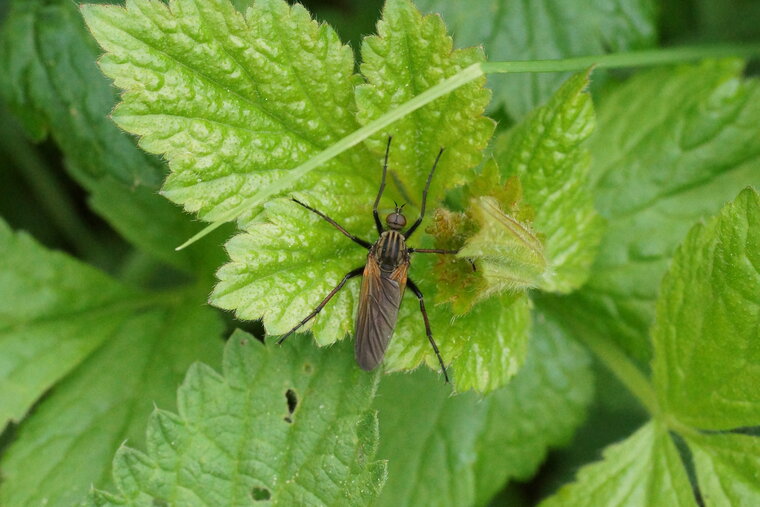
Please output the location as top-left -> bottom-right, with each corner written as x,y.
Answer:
0,0 -> 758,505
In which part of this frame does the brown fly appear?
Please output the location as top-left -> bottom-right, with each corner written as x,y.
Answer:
277,137 -> 456,382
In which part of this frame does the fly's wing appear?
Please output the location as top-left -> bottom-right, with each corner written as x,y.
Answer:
354,256 -> 409,371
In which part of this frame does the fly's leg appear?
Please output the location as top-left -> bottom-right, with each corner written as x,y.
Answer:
277,267 -> 364,345
292,198 -> 371,249
408,248 -> 458,254
406,278 -> 450,383
373,137 -> 392,234
405,147 -> 444,239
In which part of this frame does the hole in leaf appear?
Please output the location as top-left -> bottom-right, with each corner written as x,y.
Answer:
152,499 -> 168,507
251,487 -> 271,501
303,363 -> 313,374
284,388 -> 298,423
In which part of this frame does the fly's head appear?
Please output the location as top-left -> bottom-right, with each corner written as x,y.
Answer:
386,202 -> 407,231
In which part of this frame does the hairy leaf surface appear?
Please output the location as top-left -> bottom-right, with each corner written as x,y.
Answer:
197,0 -> 498,386
82,0 -> 376,226
356,0 -> 494,210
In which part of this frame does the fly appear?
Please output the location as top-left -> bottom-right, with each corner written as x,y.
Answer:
277,137 -> 457,382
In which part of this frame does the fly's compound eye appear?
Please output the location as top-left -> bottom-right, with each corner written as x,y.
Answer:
386,212 -> 407,230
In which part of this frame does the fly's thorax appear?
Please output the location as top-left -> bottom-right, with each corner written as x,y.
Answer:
372,230 -> 409,270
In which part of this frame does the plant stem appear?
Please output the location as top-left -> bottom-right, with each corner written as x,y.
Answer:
480,43 -> 760,73
576,329 -> 661,418
177,43 -> 760,249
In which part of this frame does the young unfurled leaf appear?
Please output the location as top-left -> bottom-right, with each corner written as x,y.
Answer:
652,187 -> 760,430
494,72 -> 602,294
86,334 -> 386,506
0,218 -> 224,505
428,72 -> 600,309
425,207 -> 485,314
541,422 -> 696,507
458,196 -> 546,294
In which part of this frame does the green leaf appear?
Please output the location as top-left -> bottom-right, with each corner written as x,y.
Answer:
684,432 -> 760,506
87,333 -> 386,506
0,218 -> 137,428
380,255 -> 528,390
202,0 -> 497,386
0,0 -> 219,273
449,293 -> 530,393
212,197 -> 372,345
562,60 -> 760,363
417,0 -> 657,118
428,72 -> 601,312
652,187 -> 760,430
470,312 -> 594,504
374,369 -> 487,506
356,0 -> 494,208
81,0 -> 376,226
374,311 -> 593,506
0,217 -> 225,504
494,72 -> 603,294
1,303 -> 223,506
541,422 -> 696,507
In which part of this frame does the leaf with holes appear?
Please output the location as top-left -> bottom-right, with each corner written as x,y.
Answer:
85,333 -> 386,506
